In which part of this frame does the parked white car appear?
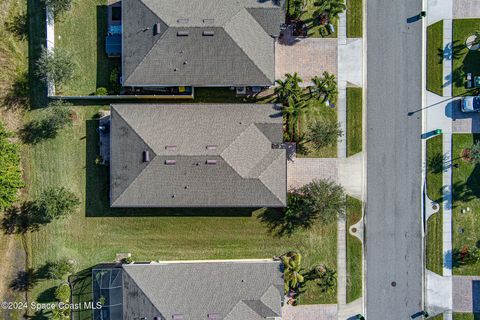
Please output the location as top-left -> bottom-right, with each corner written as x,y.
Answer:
461,96 -> 480,112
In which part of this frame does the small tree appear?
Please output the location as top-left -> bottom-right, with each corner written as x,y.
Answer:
51,306 -> 70,320
47,258 -> 75,280
308,119 -> 343,150
308,264 -> 337,293
314,0 -> 346,23
281,251 -> 304,294
469,141 -> 480,165
45,0 -> 72,17
21,100 -> 73,144
36,47 -> 75,86
310,72 -> 338,104
299,179 -> 346,225
35,187 -> 80,223
0,122 -> 24,209
55,283 -> 71,302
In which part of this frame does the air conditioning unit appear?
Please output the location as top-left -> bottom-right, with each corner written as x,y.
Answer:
236,87 -> 246,96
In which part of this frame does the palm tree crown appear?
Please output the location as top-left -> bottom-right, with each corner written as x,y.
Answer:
314,0 -> 346,22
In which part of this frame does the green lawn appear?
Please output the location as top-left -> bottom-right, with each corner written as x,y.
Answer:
453,313 -> 480,320
22,106 -> 338,312
452,133 -> 480,275
296,98 -> 338,158
346,196 -> 362,303
346,0 -> 362,38
54,0 -> 120,96
287,0 -> 338,38
452,19 -> 480,97
427,20 -> 444,96
426,134 -> 443,275
346,87 -> 362,157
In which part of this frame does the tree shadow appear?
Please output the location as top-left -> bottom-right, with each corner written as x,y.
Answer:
1,202 -> 48,235
3,71 -> 30,110
84,120 -> 257,217
9,269 -> 38,292
5,11 -> 28,40
36,286 -> 57,303
452,42 -> 480,92
20,118 -> 59,144
96,5 -> 120,93
258,206 -> 314,237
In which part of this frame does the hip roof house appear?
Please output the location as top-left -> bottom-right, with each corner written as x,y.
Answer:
121,0 -> 285,87
109,104 -> 287,207
121,260 -> 284,320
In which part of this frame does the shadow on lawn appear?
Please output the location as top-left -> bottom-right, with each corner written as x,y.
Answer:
84,120 -> 259,217
96,5 -> 120,93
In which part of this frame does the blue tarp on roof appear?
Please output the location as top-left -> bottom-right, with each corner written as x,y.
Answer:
106,34 -> 121,57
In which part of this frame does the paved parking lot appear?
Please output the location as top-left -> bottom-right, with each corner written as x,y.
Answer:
276,38 -> 337,87
454,0 -> 480,18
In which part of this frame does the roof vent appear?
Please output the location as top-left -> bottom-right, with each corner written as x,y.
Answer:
208,314 -> 222,320
203,30 -> 215,36
206,159 -> 217,165
172,315 -> 184,320
143,150 -> 150,162
154,23 -> 161,35
165,145 -> 177,151
206,145 -> 217,150
177,30 -> 189,36
177,18 -> 189,24
203,18 -> 215,24
165,160 -> 176,165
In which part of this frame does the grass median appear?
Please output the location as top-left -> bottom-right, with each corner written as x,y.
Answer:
346,196 -> 362,303
346,87 -> 362,157
427,20 -> 443,96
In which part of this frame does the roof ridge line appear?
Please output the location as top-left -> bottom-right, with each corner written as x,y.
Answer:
220,123 -> 256,177
258,151 -> 285,204
124,0 -> 170,84
110,108 -> 157,206
122,268 -> 165,316
222,8 -> 272,84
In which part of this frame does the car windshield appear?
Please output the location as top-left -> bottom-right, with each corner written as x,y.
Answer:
474,97 -> 480,110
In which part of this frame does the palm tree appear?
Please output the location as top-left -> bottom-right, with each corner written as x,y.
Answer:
314,0 -> 346,23
281,251 -> 305,294
282,95 -> 310,141
309,71 -> 338,105
275,73 -> 304,105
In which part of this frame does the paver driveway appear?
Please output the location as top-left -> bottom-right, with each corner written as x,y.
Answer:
276,38 -> 338,87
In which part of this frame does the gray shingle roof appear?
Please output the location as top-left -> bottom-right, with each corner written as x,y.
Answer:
122,261 -> 284,320
122,0 -> 285,86
110,104 -> 287,207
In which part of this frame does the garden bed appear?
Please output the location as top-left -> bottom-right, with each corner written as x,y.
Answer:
452,133 -> 480,275
426,134 -> 443,275
22,106 -> 338,313
427,20 -> 444,96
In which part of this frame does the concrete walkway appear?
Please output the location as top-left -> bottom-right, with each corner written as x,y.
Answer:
425,2 -> 454,318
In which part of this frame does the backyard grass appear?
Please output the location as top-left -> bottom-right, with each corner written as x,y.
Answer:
452,133 -> 480,275
22,106 -> 338,312
427,20 -> 444,96
54,0 -> 120,96
296,98 -> 338,158
346,87 -> 362,157
452,19 -> 480,97
426,134 -> 443,275
346,196 -> 362,303
346,0 -> 362,38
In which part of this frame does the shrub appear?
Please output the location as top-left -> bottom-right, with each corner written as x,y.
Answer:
122,256 -> 133,264
469,141 -> 480,165
55,283 -> 71,302
45,0 -> 72,17
35,187 -> 80,223
96,87 -> 108,96
109,67 -> 121,94
0,122 -> 24,209
47,258 -> 75,280
35,47 -> 75,86
308,119 -> 343,150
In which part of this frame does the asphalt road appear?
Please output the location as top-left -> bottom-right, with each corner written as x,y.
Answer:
365,0 -> 424,318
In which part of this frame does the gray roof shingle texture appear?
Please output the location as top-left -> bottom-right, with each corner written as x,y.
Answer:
122,0 -> 285,86
110,104 -> 287,207
122,261 -> 284,320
